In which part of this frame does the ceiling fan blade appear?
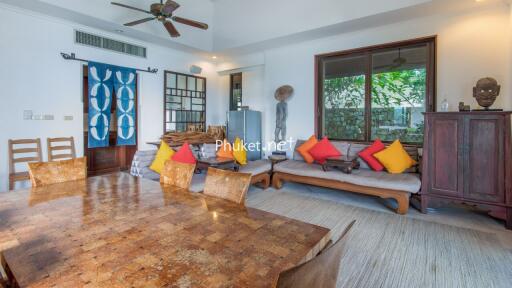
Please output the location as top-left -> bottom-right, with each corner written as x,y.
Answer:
162,0 -> 180,15
164,21 -> 181,37
124,17 -> 156,26
111,2 -> 152,14
171,16 -> 208,30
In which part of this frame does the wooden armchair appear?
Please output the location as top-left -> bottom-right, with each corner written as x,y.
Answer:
275,220 -> 356,288
160,160 -> 196,190
203,168 -> 252,205
28,157 -> 87,187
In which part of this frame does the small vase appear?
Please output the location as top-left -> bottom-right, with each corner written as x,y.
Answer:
440,99 -> 449,112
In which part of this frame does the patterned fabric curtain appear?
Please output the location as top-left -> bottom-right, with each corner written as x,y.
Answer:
88,62 -> 137,148
113,67 -> 136,146
88,62 -> 113,148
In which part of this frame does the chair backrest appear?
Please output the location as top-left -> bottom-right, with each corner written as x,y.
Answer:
160,160 -> 196,190
28,157 -> 87,187
8,138 -> 43,174
203,167 -> 251,205
276,220 -> 356,288
47,137 -> 76,161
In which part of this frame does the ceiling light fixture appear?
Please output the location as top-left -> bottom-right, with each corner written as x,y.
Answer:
212,56 -> 217,59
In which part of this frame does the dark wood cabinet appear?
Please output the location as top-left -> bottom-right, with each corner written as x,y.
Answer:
421,112 -> 512,229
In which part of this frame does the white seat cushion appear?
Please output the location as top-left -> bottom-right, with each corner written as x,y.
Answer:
274,160 -> 421,193
238,160 -> 272,175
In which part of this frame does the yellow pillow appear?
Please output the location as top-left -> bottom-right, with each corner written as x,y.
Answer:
233,137 -> 247,165
150,141 -> 175,174
373,140 -> 417,174
216,139 -> 234,159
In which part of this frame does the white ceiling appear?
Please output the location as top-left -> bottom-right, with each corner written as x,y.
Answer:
0,0 -> 505,55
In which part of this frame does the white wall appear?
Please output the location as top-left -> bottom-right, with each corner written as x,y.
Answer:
0,5 -> 222,192
218,3 -> 512,156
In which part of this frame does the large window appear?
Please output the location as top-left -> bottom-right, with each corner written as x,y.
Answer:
164,71 -> 206,133
316,37 -> 435,144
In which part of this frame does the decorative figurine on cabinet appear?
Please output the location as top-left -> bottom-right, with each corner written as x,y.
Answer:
473,77 -> 502,111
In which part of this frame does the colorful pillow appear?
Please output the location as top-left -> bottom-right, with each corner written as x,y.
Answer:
233,137 -> 247,165
308,137 -> 342,164
373,140 -> 417,174
150,141 -> 175,174
216,139 -> 234,159
296,136 -> 318,164
172,142 -> 197,164
358,139 -> 386,171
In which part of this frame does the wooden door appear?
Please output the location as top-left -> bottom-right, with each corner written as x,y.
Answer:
463,115 -> 504,203
425,114 -> 464,198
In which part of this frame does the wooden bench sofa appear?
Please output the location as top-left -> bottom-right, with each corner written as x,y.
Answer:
272,140 -> 421,214
130,150 -> 271,192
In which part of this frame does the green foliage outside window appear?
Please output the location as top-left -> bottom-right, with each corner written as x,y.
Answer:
323,69 -> 426,143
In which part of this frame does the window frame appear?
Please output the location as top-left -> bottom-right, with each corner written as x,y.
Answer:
163,70 -> 207,134
315,36 -> 436,145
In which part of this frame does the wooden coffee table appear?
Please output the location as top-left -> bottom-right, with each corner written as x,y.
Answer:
196,157 -> 238,173
322,155 -> 360,174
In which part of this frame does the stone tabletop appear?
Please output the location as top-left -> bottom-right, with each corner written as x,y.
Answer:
0,173 -> 330,288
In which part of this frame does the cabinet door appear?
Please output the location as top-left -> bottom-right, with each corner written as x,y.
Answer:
463,115 -> 504,203
426,115 -> 464,197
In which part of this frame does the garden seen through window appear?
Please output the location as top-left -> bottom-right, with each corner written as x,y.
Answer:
318,38 -> 435,144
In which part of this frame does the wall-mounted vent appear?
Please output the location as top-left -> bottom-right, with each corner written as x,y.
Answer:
75,30 -> 147,58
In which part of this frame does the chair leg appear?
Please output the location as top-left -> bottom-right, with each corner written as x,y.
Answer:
395,193 -> 410,215
261,174 -> 270,189
272,173 -> 283,189
8,178 -> 13,191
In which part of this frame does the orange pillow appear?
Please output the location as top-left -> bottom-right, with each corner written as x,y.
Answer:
296,136 -> 318,164
216,139 -> 234,159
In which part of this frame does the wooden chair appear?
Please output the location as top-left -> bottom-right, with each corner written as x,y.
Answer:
160,160 -> 196,190
28,157 -> 87,187
275,220 -> 356,288
203,168 -> 252,205
8,138 -> 43,190
47,137 -> 76,161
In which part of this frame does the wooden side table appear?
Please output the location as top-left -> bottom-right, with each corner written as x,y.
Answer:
269,155 -> 287,170
196,157 -> 238,173
322,156 -> 360,174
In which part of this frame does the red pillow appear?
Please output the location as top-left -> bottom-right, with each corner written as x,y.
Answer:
358,139 -> 386,171
171,142 -> 197,164
308,137 -> 342,164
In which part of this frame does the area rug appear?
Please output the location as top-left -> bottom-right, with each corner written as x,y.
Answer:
246,187 -> 512,288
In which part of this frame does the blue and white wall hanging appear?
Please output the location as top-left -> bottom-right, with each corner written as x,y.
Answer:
88,62 -> 113,148
114,67 -> 137,146
87,62 -> 137,148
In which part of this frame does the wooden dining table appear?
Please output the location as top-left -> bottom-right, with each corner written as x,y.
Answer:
0,173 -> 331,288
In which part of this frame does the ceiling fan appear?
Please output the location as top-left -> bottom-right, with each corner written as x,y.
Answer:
374,48 -> 424,71
111,0 -> 209,38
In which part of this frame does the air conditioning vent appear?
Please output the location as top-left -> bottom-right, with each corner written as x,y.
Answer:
75,30 -> 147,58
